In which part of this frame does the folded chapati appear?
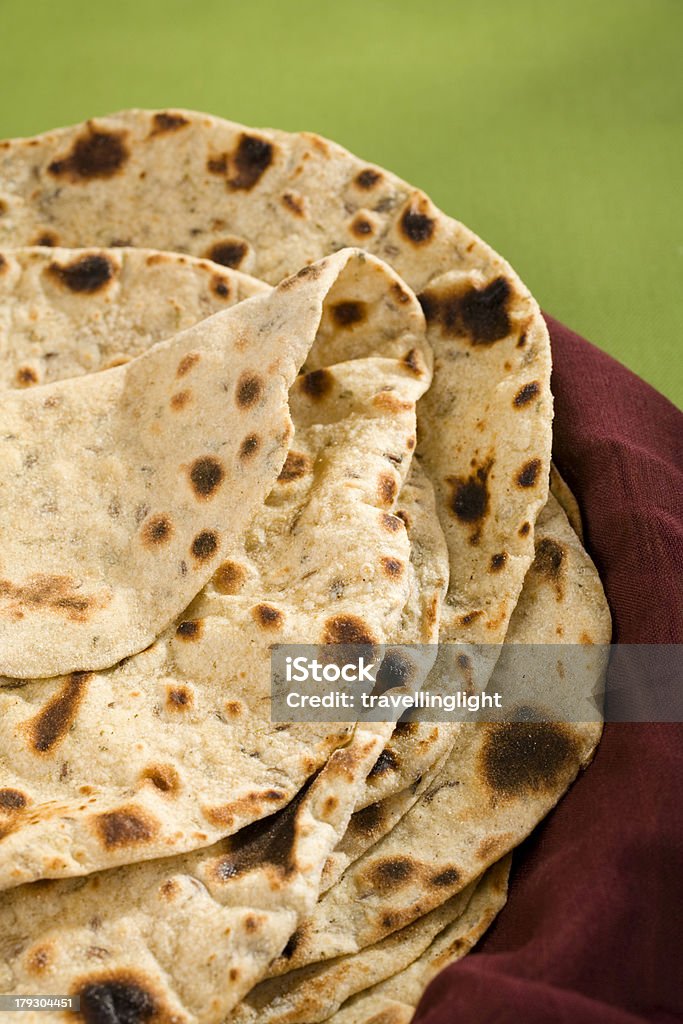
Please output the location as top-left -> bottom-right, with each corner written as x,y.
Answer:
550,462 -> 584,541
0,248 -> 435,885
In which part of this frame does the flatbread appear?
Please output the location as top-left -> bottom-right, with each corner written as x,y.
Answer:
0,453 -> 448,1023
350,722 -> 457,813
0,721 -> 393,1024
0,249 -> 432,885
0,111 -> 607,1024
550,462 -> 584,541
321,739 -> 453,896
320,470 -> 589,904
0,250 -> 346,679
229,878 -> 479,1024
264,493 -> 610,978
328,857 -> 511,1024
0,108 -> 553,660
0,245 -> 268,389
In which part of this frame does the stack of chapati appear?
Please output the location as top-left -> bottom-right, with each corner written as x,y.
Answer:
0,111 -> 611,1024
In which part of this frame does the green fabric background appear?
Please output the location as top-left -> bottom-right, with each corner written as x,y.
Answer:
1,0 -> 680,406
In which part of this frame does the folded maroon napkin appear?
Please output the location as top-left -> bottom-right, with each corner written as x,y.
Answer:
415,317 -> 683,1024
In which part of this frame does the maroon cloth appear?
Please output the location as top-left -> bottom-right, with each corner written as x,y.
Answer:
414,318 -> 683,1024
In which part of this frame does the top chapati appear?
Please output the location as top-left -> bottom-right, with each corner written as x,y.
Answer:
0,108 -> 553,657
0,246 -> 436,883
